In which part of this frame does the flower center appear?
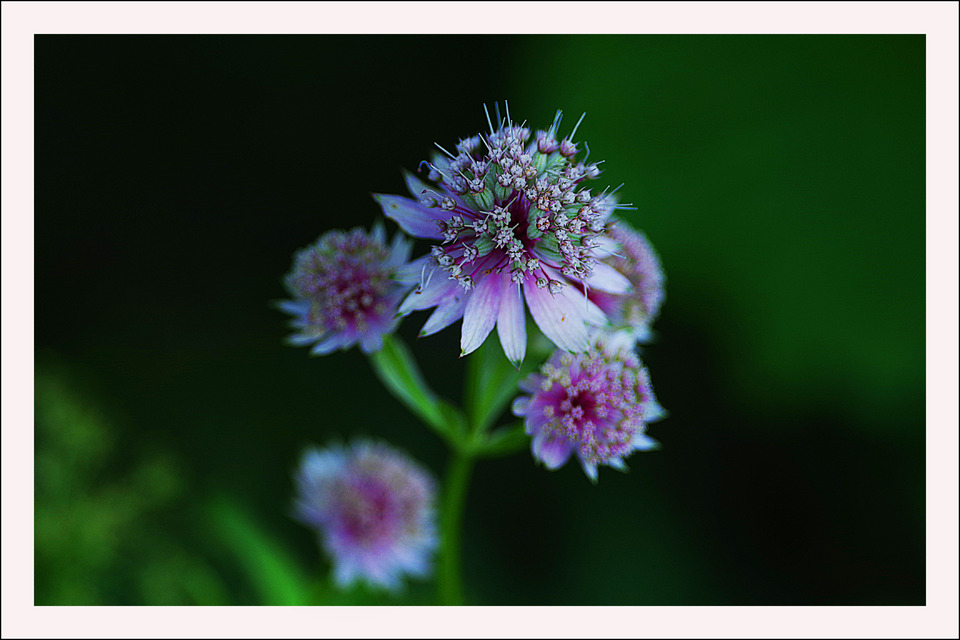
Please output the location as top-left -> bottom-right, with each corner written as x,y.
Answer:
288,230 -> 391,333
539,350 -> 644,465
337,476 -> 397,546
420,112 -> 625,294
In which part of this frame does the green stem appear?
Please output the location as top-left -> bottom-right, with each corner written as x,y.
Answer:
437,449 -> 474,605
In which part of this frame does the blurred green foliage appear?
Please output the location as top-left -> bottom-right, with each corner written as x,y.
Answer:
34,35 -> 924,605
35,359 -> 226,604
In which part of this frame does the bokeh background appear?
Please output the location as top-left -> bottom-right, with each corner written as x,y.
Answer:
35,35 -> 924,605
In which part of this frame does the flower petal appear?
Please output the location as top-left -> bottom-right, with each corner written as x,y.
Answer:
632,433 -> 661,451
370,220 -> 386,245
358,329 -> 389,354
592,234 -> 620,258
523,280 -> 590,353
496,277 -> 527,368
583,261 -> 632,294
388,231 -> 413,266
276,299 -> 310,316
579,458 -> 600,483
518,373 -> 544,394
460,273 -> 503,356
372,194 -> 444,240
532,431 -> 574,470
309,332 -> 353,355
393,255 -> 434,286
285,330 -> 323,346
573,288 -> 608,327
511,396 -> 531,416
399,272 -> 459,315
403,170 -> 434,201
642,400 -> 668,423
420,296 -> 467,337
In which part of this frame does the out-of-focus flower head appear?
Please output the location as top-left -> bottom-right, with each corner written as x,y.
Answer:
292,439 -> 437,590
375,104 -> 635,367
279,223 -> 412,355
512,335 -> 666,482
589,220 -> 665,343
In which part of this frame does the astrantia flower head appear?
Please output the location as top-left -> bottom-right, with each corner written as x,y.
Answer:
512,335 -> 666,482
279,224 -> 412,355
375,104 -> 634,367
293,439 -> 437,590
589,220 -> 665,343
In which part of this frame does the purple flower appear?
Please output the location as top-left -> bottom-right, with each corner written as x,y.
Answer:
293,440 -> 437,590
512,335 -> 666,482
279,224 -> 413,355
589,220 -> 665,343
374,105 -> 634,366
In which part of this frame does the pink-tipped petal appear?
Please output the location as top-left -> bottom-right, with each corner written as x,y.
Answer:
496,278 -> 527,367
460,273 -> 502,356
372,194 -> 444,240
532,431 -> 574,469
523,281 -> 590,353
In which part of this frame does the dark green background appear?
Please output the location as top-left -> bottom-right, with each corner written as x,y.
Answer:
35,35 -> 924,605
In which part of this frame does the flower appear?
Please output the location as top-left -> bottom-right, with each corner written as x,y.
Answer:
374,105 -> 634,367
511,335 -> 666,482
589,220 -> 665,343
292,439 -> 437,590
278,223 -> 413,355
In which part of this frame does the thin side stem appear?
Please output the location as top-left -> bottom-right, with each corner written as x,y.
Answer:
437,449 -> 474,605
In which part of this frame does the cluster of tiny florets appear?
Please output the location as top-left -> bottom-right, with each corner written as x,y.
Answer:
418,109 -> 622,293
537,349 -> 649,466
284,228 -> 392,334
513,335 -> 663,480
293,440 -> 437,590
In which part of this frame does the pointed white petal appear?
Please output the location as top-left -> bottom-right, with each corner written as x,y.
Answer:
632,433 -> 661,451
496,277 -> 527,367
584,261 -> 632,294
523,281 -> 590,353
420,296 -> 467,337
460,274 -> 502,356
